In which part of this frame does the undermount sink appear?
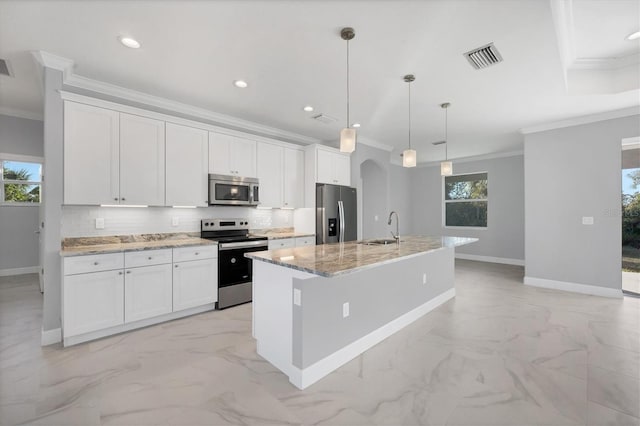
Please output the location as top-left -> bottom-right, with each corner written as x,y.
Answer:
362,238 -> 399,246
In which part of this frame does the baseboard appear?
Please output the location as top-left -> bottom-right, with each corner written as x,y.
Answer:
41,327 -> 62,346
0,266 -> 39,277
524,276 -> 622,298
455,253 -> 524,266
290,288 -> 456,390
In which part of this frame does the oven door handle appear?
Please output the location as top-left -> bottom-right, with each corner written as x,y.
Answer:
218,241 -> 268,250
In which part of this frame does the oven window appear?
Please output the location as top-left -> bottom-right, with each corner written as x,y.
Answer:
215,183 -> 250,202
218,245 -> 266,287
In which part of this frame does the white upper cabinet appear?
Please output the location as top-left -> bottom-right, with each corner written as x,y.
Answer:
64,102 -> 165,206
165,123 -> 208,207
119,113 -> 165,206
304,145 -> 351,207
283,148 -> 304,208
64,101 -> 120,205
257,143 -> 284,208
208,132 -> 257,177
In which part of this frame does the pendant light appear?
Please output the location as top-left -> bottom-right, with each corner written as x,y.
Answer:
402,74 -> 417,168
340,27 -> 356,153
440,102 -> 452,176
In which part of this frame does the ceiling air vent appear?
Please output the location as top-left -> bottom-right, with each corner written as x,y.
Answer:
311,113 -> 339,125
464,43 -> 503,70
0,59 -> 12,77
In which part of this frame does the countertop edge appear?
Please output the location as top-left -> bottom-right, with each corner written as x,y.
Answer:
60,239 -> 217,257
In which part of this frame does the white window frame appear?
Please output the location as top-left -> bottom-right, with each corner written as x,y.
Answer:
442,171 -> 488,230
0,153 -> 44,206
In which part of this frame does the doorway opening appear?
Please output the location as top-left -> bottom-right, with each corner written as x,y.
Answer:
621,139 -> 639,296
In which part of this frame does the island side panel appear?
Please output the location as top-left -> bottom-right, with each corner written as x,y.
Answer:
252,261 -> 314,377
292,247 -> 454,370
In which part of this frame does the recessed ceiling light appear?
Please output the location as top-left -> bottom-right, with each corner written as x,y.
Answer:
118,36 -> 141,49
352,123 -> 361,128
303,106 -> 314,112
234,80 -> 248,88
627,31 -> 640,40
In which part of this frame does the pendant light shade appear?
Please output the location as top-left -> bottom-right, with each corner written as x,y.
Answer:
340,128 -> 356,153
402,74 -> 416,168
440,102 -> 452,176
403,149 -> 417,167
340,27 -> 357,153
440,161 -> 453,176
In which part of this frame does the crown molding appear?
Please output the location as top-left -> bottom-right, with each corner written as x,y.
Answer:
520,107 -> 640,134
415,150 -> 523,168
63,73 -> 320,146
0,106 -> 44,121
31,50 -> 321,146
357,136 -> 394,152
31,51 -> 75,80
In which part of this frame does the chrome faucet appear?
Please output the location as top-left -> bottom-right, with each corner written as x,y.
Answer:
388,211 -> 399,243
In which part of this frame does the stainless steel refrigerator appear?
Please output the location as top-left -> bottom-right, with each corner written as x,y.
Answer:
316,183 -> 357,244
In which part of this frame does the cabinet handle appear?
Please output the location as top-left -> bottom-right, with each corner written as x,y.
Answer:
126,270 -> 131,274
148,256 -> 152,260
174,264 -> 179,268
121,197 -> 126,201
93,262 -> 99,265
114,197 -> 118,201
195,252 -> 199,255
118,271 -> 123,275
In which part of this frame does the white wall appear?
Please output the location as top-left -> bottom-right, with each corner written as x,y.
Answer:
0,114 -> 44,273
524,115 -> 639,292
61,206 -> 293,237
410,154 -> 525,263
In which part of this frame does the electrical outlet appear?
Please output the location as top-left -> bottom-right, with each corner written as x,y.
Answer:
172,217 -> 180,227
423,273 -> 427,285
582,216 -> 594,225
293,289 -> 301,306
95,218 -> 105,229
343,302 -> 350,318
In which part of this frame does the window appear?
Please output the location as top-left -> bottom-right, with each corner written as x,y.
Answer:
443,172 -> 488,228
1,159 -> 42,204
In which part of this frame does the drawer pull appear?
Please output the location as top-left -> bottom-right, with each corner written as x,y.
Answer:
175,265 -> 179,268
195,252 -> 199,255
148,256 -> 152,260
118,271 -> 123,275
93,262 -> 99,265
126,270 -> 131,274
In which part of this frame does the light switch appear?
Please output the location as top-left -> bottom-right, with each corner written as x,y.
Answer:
343,302 -> 350,318
293,289 -> 301,306
582,216 -> 594,225
172,217 -> 180,227
95,218 -> 105,229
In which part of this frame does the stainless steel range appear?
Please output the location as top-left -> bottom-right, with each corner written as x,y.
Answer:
200,219 -> 268,309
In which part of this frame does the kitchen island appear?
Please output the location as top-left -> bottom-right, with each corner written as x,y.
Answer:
246,235 -> 477,389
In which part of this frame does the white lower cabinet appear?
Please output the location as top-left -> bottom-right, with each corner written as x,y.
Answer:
268,236 -> 316,250
62,244 -> 218,345
173,259 -> 218,311
295,236 -> 315,247
124,263 -> 173,323
63,269 -> 124,337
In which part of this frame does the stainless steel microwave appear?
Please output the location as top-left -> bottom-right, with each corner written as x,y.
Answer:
208,174 -> 260,206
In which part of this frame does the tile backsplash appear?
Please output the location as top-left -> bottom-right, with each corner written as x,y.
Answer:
61,206 -> 294,237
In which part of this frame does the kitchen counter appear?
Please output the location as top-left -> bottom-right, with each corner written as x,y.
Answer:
249,228 -> 315,240
246,235 -> 477,277
60,233 -> 216,257
250,234 -> 477,389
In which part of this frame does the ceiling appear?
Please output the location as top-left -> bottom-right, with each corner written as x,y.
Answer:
0,0 -> 638,162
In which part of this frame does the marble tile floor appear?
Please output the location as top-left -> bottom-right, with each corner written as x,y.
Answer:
0,262 -> 638,426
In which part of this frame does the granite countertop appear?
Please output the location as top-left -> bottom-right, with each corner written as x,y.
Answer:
60,233 -> 217,257
245,235 -> 478,277
250,228 -> 315,240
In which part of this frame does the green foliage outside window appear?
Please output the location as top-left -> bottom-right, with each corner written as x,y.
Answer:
2,161 -> 41,203
444,173 -> 488,227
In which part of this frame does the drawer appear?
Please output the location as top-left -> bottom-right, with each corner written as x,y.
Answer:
295,236 -> 315,247
172,245 -> 217,262
125,249 -> 172,268
64,252 -> 124,275
268,238 -> 295,250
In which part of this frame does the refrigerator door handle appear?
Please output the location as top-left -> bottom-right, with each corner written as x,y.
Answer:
338,201 -> 345,243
